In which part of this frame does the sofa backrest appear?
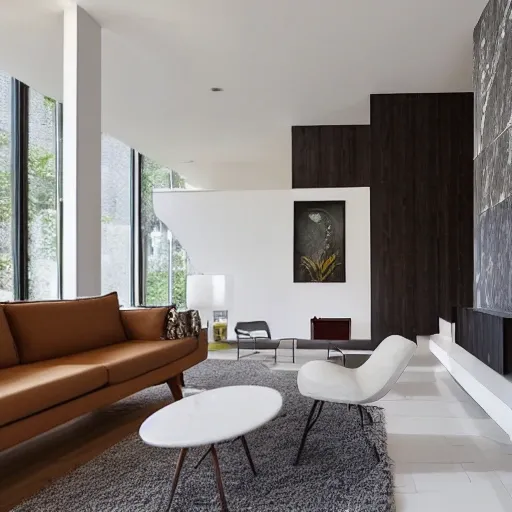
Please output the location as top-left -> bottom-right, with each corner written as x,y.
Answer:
0,306 -> 19,369
4,292 -> 127,363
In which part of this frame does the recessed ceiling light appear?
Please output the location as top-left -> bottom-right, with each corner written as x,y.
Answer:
210,87 -> 224,92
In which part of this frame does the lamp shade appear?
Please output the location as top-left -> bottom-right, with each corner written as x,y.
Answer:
212,275 -> 227,309
187,275 -> 227,310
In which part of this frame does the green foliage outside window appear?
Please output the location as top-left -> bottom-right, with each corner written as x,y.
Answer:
28,145 -> 57,259
145,270 -> 169,305
141,157 -> 188,309
0,131 -> 12,293
171,238 -> 187,309
0,133 -> 10,224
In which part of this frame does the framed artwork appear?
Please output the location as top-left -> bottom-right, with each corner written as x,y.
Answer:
293,200 -> 346,283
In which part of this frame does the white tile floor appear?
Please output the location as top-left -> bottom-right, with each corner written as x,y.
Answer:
208,338 -> 512,511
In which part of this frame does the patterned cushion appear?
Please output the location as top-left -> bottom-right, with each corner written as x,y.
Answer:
165,307 -> 201,340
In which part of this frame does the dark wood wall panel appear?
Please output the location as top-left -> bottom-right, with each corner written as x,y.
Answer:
437,94 -> 474,322
370,94 -> 435,341
292,125 -> 370,188
413,97 -> 440,333
292,93 -> 474,346
291,126 -> 320,188
370,93 -> 473,342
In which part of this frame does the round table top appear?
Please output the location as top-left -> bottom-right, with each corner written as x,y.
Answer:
139,385 -> 283,448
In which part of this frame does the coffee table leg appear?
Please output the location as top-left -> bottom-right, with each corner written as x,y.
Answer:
168,448 -> 188,511
240,436 -> 257,475
210,444 -> 229,512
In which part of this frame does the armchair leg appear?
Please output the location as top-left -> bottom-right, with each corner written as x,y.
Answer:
294,400 -> 325,466
167,375 -> 183,402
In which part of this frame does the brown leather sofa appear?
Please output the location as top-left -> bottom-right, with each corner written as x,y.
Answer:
0,292 -> 207,452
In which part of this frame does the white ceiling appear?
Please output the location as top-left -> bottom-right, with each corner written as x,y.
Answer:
0,0 -> 487,188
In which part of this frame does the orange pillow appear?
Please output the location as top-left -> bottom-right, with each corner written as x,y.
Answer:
4,292 -> 127,363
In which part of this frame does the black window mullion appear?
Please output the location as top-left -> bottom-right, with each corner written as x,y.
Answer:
10,79 -> 29,301
130,150 -> 142,306
55,102 -> 64,299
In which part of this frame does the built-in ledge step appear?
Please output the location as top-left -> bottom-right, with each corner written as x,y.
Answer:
430,335 -> 512,440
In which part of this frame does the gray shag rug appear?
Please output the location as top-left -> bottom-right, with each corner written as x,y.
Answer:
15,360 -> 395,512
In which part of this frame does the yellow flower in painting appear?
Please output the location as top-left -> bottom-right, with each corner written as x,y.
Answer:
301,253 -> 341,282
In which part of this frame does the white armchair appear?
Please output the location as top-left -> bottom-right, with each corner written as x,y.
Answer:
294,335 -> 417,465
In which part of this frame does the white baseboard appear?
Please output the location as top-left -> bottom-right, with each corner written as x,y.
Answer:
430,335 -> 512,440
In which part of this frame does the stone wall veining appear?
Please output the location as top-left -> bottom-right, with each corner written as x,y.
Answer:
474,0 -> 512,312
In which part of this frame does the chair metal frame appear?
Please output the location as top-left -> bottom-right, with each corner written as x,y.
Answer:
234,321 -> 279,363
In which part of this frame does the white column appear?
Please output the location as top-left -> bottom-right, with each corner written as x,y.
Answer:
62,5 -> 102,298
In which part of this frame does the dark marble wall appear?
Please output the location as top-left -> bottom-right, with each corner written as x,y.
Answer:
474,0 -> 512,313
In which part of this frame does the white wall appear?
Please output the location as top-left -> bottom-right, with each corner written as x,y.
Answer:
154,188 -> 371,339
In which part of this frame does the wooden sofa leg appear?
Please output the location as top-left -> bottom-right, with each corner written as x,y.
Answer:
167,376 -> 183,402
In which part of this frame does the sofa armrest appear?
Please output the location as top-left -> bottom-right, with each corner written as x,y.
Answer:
120,307 -> 169,340
197,328 -> 208,351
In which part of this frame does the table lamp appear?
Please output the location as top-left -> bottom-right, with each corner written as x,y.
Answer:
187,274 -> 227,341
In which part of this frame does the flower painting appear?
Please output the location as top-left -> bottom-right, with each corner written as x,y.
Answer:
293,201 -> 346,283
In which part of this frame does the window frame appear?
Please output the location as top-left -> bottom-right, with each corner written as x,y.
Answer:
6,76 -> 63,301
4,72 -> 186,306
11,78 -> 29,300
130,149 -> 142,306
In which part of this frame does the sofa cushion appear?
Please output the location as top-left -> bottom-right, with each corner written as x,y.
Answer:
63,338 -> 198,384
0,307 -> 19,369
4,293 -> 127,363
0,361 -> 108,426
120,307 -> 169,340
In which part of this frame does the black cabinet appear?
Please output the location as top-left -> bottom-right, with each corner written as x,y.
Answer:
456,308 -> 512,375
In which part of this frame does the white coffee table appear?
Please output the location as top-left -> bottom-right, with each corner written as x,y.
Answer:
139,385 -> 283,511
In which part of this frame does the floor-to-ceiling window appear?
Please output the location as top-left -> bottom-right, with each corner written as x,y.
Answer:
101,134 -> 132,307
0,71 -> 12,300
0,70 -> 62,301
141,157 -> 188,308
2,69 -> 192,306
27,90 -> 58,299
